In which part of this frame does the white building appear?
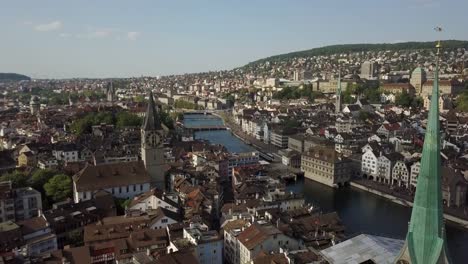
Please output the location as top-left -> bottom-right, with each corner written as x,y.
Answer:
183,227 -> 223,264
52,144 -> 79,163
128,188 -> 180,213
72,161 -> 151,203
392,160 -> 410,187
237,222 -> 300,264
361,150 -> 379,179
0,181 -> 42,222
223,219 -> 249,264
377,153 -> 403,184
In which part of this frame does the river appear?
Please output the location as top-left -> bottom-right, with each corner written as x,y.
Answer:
183,114 -> 468,263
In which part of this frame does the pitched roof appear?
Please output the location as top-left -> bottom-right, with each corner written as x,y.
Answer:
73,161 -> 150,192
129,188 -> 179,209
237,223 -> 282,250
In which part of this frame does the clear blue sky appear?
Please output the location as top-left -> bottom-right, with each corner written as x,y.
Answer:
1,0 -> 466,79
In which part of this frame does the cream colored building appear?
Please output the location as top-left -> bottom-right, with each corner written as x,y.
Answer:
301,146 -> 352,187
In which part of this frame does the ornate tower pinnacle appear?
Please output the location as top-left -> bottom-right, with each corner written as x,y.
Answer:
395,29 -> 451,264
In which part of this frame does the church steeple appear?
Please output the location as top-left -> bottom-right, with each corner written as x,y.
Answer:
106,81 -> 115,102
335,68 -> 342,114
395,33 -> 451,264
142,91 -> 162,131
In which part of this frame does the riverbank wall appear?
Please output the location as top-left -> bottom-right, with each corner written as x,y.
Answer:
350,181 -> 468,229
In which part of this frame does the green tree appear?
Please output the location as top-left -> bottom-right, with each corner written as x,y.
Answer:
31,169 -> 56,191
395,91 -> 412,107
363,88 -> 381,103
358,110 -> 370,121
116,111 -> 142,128
159,111 -> 174,129
67,229 -> 83,247
44,174 -> 72,202
115,198 -> 132,215
174,100 -> 204,110
0,170 -> 29,188
134,95 -> 145,102
70,111 -> 114,135
456,91 -> 468,112
411,96 -> 423,108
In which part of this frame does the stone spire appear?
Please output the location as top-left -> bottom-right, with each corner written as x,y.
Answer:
106,81 -> 115,102
142,91 -> 162,131
395,38 -> 451,264
335,68 -> 342,114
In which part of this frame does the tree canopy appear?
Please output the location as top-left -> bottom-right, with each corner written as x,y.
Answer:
116,111 -> 142,128
0,73 -> 31,81
395,91 -> 423,108
272,85 -> 319,101
0,170 -> 29,188
44,174 -> 72,202
70,111 -> 114,135
174,99 -> 204,110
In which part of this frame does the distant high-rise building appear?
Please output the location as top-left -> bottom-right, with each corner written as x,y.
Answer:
30,95 -> 40,115
360,61 -> 378,79
292,69 -> 313,81
141,91 -> 166,188
410,67 -> 427,94
335,70 -> 343,114
395,43 -> 451,264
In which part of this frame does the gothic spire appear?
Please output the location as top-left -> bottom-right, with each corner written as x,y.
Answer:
142,91 -> 162,130
396,37 -> 450,264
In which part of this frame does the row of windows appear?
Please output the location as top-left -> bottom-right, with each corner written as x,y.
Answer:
82,184 -> 145,199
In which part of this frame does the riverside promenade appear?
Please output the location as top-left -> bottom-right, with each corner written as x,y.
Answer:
351,179 -> 468,229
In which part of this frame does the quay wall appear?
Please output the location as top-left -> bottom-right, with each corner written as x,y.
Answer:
350,181 -> 468,229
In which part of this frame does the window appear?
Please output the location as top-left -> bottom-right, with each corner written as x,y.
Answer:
161,218 -> 168,223
140,184 -> 143,191
133,185 -> 136,192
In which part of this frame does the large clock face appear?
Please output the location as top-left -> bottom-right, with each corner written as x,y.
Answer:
145,131 -> 163,147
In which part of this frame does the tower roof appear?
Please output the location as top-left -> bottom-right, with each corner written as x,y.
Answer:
142,91 -> 162,130
404,51 -> 450,263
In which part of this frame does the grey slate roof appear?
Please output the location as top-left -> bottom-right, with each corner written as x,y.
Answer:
321,234 -> 404,264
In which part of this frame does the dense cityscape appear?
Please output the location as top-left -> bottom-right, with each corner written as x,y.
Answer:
0,38 -> 467,263
1,1 -> 468,262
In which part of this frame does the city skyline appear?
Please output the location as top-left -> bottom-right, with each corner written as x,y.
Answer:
1,0 -> 468,79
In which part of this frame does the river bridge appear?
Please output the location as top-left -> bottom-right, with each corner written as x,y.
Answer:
184,125 -> 228,132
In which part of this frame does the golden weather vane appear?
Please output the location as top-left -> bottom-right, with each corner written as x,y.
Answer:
434,26 -> 443,55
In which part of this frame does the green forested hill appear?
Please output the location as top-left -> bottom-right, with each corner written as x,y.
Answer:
244,40 -> 468,66
0,73 -> 31,81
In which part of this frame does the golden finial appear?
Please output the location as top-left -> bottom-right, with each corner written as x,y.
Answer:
434,26 -> 443,56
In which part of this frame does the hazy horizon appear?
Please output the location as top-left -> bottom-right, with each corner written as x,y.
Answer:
1,0 -> 467,79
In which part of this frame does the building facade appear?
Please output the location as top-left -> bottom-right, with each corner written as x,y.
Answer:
0,181 -> 42,222
301,147 -> 352,187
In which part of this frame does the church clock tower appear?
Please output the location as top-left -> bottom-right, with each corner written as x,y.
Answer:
141,91 -> 166,189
